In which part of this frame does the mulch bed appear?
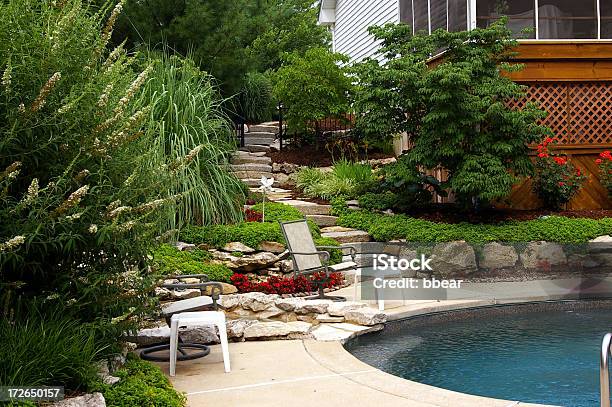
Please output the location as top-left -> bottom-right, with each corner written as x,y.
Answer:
269,144 -> 393,167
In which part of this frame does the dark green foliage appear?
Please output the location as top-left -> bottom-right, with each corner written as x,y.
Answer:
335,205 -> 612,244
295,161 -> 375,200
239,71 -> 275,123
151,245 -> 233,282
96,356 -> 186,407
313,236 -> 343,264
273,48 -> 353,135
0,304 -> 102,390
358,192 -> 398,211
353,20 -> 550,206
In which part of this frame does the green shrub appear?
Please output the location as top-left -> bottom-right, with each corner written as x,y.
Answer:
0,304 -> 102,391
336,207 -> 612,244
296,161 -> 374,200
239,71 -> 275,123
313,237 -> 343,264
98,356 -> 186,407
250,202 -> 304,223
358,192 -> 397,211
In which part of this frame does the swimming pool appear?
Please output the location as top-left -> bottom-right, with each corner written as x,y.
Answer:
346,302 -> 612,407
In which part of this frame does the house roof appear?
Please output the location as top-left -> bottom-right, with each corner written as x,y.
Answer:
318,0 -> 336,26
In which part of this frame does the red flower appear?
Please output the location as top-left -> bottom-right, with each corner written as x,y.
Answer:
553,157 -> 567,165
538,153 -> 548,158
601,151 -> 612,161
596,159 -> 603,165
558,182 -> 565,187
576,168 -> 581,176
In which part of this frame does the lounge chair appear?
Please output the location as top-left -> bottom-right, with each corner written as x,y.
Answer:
279,219 -> 357,302
140,274 -> 223,362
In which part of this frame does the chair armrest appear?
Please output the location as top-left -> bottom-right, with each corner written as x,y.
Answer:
161,278 -> 222,310
290,250 -> 330,263
316,245 -> 357,262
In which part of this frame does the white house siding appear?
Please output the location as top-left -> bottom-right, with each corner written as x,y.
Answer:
334,0 -> 399,62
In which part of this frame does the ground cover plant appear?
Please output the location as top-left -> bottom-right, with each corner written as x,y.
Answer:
352,20 -> 550,209
231,272 -> 344,295
332,200 -> 612,244
94,355 -> 186,407
151,245 -> 233,282
296,160 -> 374,200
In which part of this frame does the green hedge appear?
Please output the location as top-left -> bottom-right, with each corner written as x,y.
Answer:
97,356 -> 186,407
335,205 -> 612,244
250,202 -> 305,223
152,245 -> 232,282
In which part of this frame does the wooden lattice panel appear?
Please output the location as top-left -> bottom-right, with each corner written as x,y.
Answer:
510,82 -> 612,145
509,83 -> 570,143
569,83 -> 612,144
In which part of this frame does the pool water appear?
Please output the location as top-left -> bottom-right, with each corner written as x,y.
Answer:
346,305 -> 612,407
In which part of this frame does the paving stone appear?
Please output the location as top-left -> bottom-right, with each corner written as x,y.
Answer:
245,138 -> 275,146
249,125 -> 279,133
239,145 -> 271,153
321,230 -> 371,244
230,163 -> 273,172
344,307 -> 387,326
282,200 -> 331,215
243,321 -> 311,339
310,323 -> 384,343
307,214 -> 338,227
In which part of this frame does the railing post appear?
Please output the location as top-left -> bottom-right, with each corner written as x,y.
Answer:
601,333 -> 612,407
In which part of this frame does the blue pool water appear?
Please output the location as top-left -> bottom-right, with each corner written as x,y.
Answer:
346,305 -> 612,407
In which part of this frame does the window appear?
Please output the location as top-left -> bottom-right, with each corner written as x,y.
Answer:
431,0 -> 448,31
476,0 -> 536,38
414,0 -> 430,33
603,0 -> 612,39
400,0 -> 414,28
538,0 -> 597,39
448,0 -> 468,32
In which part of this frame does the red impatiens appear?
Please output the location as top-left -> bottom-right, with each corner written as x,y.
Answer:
231,272 -> 344,295
533,137 -> 587,210
596,150 -> 612,198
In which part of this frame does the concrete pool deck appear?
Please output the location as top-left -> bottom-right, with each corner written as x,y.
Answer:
159,277 -> 612,406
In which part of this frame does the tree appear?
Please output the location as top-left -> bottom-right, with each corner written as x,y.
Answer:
273,47 -> 353,136
353,20 -> 550,207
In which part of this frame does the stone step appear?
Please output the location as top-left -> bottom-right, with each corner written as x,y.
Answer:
235,150 -> 268,157
245,131 -> 276,139
250,187 -> 293,200
306,214 -> 338,227
231,155 -> 272,165
321,228 -> 371,244
245,138 -> 275,146
239,145 -> 271,153
249,125 -> 279,133
243,178 -> 277,187
234,171 -> 274,180
230,164 -> 273,173
281,199 -> 331,215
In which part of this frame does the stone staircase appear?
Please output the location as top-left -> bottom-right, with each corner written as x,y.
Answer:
231,122 -> 279,187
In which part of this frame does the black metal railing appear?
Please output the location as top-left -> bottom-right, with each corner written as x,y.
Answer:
233,115 -> 245,148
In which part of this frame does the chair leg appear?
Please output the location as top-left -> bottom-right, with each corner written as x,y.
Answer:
169,319 -> 179,377
217,319 -> 231,373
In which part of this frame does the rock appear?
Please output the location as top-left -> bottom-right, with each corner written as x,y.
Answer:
219,294 -> 241,309
169,288 -> 201,300
275,297 -> 306,312
239,292 -> 280,312
344,308 -> 387,326
154,287 -> 172,300
52,393 -> 106,407
589,235 -> 612,254
222,242 -> 256,253
121,342 -> 137,357
226,319 -> 257,339
102,375 -> 120,385
431,241 -> 477,277
294,299 -> 332,315
174,242 -> 196,251
272,162 -> 301,174
243,321 -> 311,339
321,226 -> 356,233
212,251 -> 279,272
225,308 -> 258,320
203,282 -> 238,296
316,313 -> 344,323
197,243 -> 213,250
520,241 -> 567,270
479,242 -> 518,270
130,324 -> 170,346
321,230 -> 371,244
327,301 -> 367,317
258,241 -> 286,254
257,305 -> 285,320
276,259 -> 294,273
180,325 -> 220,344
306,214 -> 338,227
